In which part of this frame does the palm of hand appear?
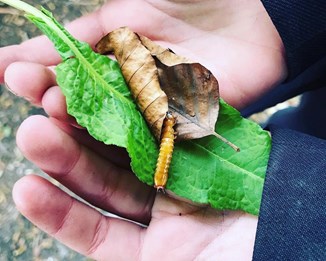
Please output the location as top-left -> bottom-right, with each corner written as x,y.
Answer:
142,195 -> 257,261
133,0 -> 286,108
1,0 -> 281,260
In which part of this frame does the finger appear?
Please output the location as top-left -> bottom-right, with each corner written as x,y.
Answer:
49,118 -> 131,170
16,115 -> 155,224
13,175 -> 144,260
4,61 -> 131,164
0,8 -> 105,83
0,36 -> 59,84
4,61 -> 56,106
4,61 -> 85,127
0,0 -> 172,83
41,85 -> 79,125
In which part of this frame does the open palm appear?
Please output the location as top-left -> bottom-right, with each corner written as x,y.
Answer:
1,0 -> 285,260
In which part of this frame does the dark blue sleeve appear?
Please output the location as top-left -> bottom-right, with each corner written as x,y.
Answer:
253,125 -> 326,260
261,0 -> 326,80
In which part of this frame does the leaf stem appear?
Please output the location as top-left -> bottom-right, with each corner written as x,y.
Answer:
0,0 -> 42,16
0,0 -> 79,57
212,132 -> 240,152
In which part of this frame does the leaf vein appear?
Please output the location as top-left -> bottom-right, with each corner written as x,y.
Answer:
189,140 -> 264,182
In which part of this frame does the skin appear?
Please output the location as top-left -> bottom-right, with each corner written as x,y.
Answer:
1,0 -> 287,260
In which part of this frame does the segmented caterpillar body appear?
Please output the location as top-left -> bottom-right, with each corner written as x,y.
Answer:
154,112 -> 177,192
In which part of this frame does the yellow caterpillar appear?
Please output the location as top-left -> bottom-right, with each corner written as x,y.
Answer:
154,112 -> 177,192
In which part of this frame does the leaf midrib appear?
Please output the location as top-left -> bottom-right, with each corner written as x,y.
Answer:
9,0 -> 132,106
189,140 -> 264,182
53,26 -> 131,105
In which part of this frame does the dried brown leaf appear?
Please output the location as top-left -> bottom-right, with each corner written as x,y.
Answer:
96,27 -> 238,150
140,35 -> 221,140
96,27 -> 168,141
156,59 -> 220,140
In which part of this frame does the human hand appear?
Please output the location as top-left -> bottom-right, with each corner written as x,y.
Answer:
8,67 -> 258,261
12,115 -> 258,260
13,120 -> 258,260
1,0 -> 283,259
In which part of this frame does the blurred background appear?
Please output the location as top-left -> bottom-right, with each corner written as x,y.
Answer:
0,0 -> 105,260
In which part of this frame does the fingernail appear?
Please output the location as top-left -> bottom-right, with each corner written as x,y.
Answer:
4,81 -> 18,96
4,81 -> 36,104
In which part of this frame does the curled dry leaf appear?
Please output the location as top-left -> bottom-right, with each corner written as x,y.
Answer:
97,27 -> 239,150
96,27 -> 168,141
158,60 -> 220,140
140,35 -> 238,147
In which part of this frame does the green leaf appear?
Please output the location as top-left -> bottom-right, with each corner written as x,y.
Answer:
55,52 -> 159,184
169,100 -> 270,215
20,1 -> 159,183
2,0 -> 270,215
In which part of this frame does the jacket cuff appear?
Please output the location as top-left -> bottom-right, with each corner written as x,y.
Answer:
253,125 -> 326,260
